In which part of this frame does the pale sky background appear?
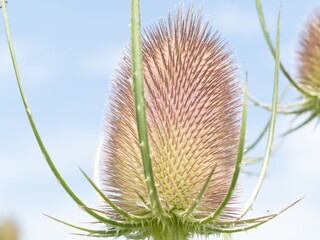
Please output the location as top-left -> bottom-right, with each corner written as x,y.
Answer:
1,0 -> 320,240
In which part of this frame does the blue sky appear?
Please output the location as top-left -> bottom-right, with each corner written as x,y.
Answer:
1,0 -> 320,239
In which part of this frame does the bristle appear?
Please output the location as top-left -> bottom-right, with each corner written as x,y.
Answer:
297,8 -> 320,94
100,6 -> 241,219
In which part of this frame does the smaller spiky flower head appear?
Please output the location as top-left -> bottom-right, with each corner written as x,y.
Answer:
297,8 -> 320,95
272,8 -> 320,133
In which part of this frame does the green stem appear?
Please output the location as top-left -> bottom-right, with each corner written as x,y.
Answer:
241,6 -> 281,218
151,219 -> 188,240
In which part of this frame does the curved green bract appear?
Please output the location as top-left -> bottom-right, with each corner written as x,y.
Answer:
192,82 -> 248,225
282,111 -> 318,136
1,0 -> 142,230
213,199 -> 301,234
240,7 -> 281,217
130,0 -> 167,220
80,168 -> 152,221
181,165 -> 217,218
246,85 -> 307,152
44,214 -> 118,235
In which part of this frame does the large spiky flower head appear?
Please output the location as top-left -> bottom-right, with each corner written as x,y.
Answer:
88,3 -> 285,239
1,0 -> 291,239
102,6 -> 240,220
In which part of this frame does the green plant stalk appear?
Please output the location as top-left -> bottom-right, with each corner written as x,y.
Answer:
130,0 -> 166,219
241,6 -> 281,217
256,0 -> 314,98
151,218 -> 188,240
1,0 -> 143,229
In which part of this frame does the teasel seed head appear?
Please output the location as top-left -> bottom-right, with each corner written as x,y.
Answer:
297,8 -> 320,95
99,6 -> 241,224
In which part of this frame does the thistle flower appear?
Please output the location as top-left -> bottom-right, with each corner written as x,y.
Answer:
1,0 -> 293,239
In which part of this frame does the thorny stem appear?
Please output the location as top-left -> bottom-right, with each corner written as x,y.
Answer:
151,218 -> 188,240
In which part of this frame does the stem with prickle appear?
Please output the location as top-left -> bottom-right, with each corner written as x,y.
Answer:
151,218 -> 188,240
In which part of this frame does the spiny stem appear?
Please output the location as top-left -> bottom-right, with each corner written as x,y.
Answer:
151,218 -> 188,240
